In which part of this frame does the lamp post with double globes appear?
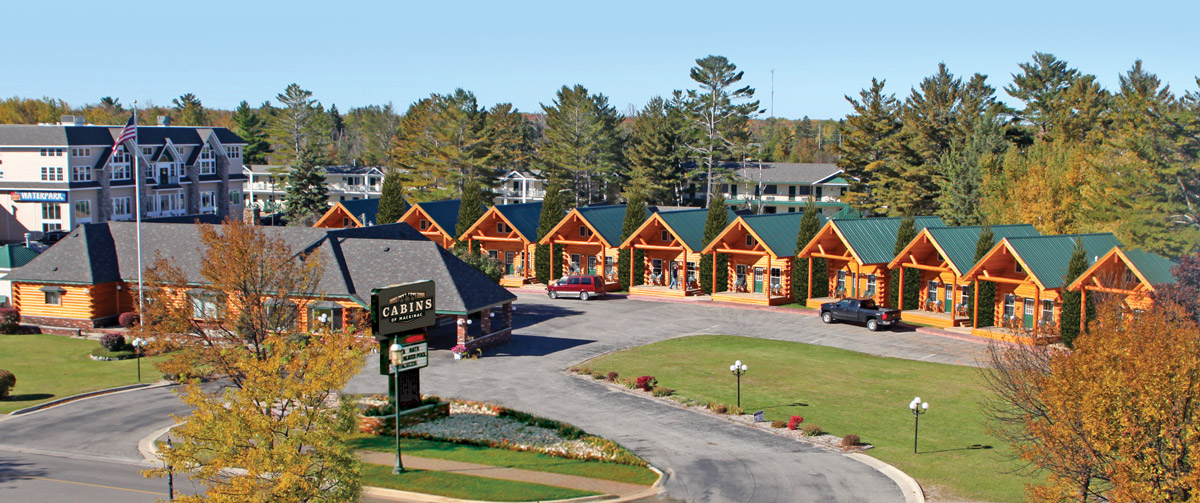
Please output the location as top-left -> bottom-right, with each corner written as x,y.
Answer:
388,342 -> 405,473
132,337 -> 148,382
909,397 -> 929,454
729,360 -> 748,408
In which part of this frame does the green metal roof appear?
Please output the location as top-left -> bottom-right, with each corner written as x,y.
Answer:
575,205 -> 628,247
824,176 -> 850,185
0,244 -> 39,269
413,199 -> 484,239
1004,233 -> 1123,289
925,224 -> 1040,275
833,216 -> 945,265
1123,248 -> 1177,286
659,208 -> 736,252
829,205 -> 861,219
494,202 -> 543,242
340,198 -> 388,226
741,212 -> 827,258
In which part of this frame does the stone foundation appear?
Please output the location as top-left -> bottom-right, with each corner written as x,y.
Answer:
22,315 -> 116,330
463,328 -> 512,353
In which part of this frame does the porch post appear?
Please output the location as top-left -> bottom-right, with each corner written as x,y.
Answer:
766,255 -> 772,300
1034,287 -> 1041,334
972,279 -> 979,329
952,277 -> 958,318
630,247 -> 636,289
1080,288 -> 1087,332
456,315 -> 468,345
480,308 -> 491,335
503,302 -> 513,330
898,266 -> 905,309
712,251 -> 718,293
854,261 -> 861,297
807,254 -> 812,300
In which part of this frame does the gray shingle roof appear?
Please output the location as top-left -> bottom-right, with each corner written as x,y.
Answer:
731,162 -> 843,184
0,125 -> 246,147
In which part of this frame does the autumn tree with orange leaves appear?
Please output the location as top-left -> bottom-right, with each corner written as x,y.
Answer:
981,298 -> 1200,502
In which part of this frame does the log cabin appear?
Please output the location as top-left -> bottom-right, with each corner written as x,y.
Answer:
886,225 -> 1040,327
461,202 -> 542,287
619,208 -> 734,299
1065,246 -> 1177,321
538,205 -> 683,289
313,198 -> 397,228
795,216 -> 945,308
397,199 -> 484,249
960,233 -> 1121,341
701,212 -> 824,306
7,221 -> 517,352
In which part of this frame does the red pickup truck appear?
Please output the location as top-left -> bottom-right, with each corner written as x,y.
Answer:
547,275 -> 607,301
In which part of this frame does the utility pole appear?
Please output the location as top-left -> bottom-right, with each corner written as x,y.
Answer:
770,69 -> 775,119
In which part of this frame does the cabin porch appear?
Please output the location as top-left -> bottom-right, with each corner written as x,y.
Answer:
628,284 -> 702,299
805,296 -> 840,309
900,309 -> 970,328
712,290 -> 790,306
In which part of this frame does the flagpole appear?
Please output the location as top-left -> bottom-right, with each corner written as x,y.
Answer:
133,102 -> 144,315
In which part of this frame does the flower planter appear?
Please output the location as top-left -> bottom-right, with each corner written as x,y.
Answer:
453,353 -> 463,360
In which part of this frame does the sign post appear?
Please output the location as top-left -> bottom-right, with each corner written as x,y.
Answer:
372,280 -> 436,475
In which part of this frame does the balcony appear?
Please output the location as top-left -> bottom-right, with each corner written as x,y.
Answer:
498,188 -> 545,199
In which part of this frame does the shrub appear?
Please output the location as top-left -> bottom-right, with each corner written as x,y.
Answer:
89,347 -> 137,360
0,308 -> 20,333
573,366 -> 592,375
100,333 -> 128,351
729,406 -> 744,415
0,369 -> 15,399
606,371 -> 618,382
118,312 -> 139,328
622,379 -> 638,389
841,434 -> 860,449
802,424 -> 823,436
635,376 -> 657,391
710,403 -> 728,414
788,416 -> 804,430
590,371 -> 605,380
771,420 -> 787,429
651,386 -> 674,397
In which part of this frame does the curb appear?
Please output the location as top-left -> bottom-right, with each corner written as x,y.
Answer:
6,381 -> 174,417
361,465 -> 663,503
139,422 -> 183,463
846,453 -> 925,503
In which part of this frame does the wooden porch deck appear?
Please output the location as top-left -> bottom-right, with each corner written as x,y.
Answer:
629,284 -> 701,299
900,310 -> 969,328
969,325 -> 1061,345
499,275 -> 536,288
712,291 -> 790,306
805,296 -> 839,309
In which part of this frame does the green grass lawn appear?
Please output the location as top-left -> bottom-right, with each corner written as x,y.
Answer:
584,334 -> 1036,503
361,463 -> 599,501
0,334 -> 167,414
350,435 -> 658,486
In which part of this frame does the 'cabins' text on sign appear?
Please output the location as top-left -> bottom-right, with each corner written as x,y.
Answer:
372,280 -> 436,340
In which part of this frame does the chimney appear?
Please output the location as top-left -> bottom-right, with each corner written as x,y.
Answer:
59,115 -> 86,126
24,232 -> 32,248
157,115 -> 171,127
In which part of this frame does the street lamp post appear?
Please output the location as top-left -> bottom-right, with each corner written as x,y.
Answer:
909,397 -> 929,454
165,436 -> 174,501
388,342 -> 405,474
132,337 -> 147,382
729,360 -> 748,408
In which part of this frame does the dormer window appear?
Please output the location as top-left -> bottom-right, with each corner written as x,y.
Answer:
419,219 -> 429,231
745,234 -> 755,247
1015,262 -> 1024,274
578,226 -> 592,237
661,230 -> 671,242
498,222 -> 511,233
198,146 -> 216,175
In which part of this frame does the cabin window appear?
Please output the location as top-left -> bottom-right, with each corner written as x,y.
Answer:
578,225 -> 592,237
836,270 -> 846,292
498,222 -> 510,233
736,264 -> 747,287
342,217 -> 351,227
652,259 -> 663,277
961,285 -> 972,306
745,234 -> 755,247
570,254 -> 582,273
605,256 -> 614,277
771,268 -> 782,289
1015,262 -> 1024,274
865,274 -> 876,297
419,219 -> 429,231
45,291 -> 62,305
265,300 -> 298,331
189,292 -> 226,320
488,250 -> 499,260
1003,294 -> 1016,317
927,281 -> 938,304
687,261 -> 697,283
1041,299 -> 1054,324
1123,268 -> 1134,284
660,230 -> 671,242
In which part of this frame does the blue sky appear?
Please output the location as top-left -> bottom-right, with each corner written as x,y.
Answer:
6,0 -> 1197,119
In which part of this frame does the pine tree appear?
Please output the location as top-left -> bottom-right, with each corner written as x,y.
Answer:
682,55 -> 761,207
171,93 -> 209,126
483,103 -> 532,174
936,111 -> 1007,226
618,196 -> 647,291
836,78 -> 903,216
792,198 -> 823,303
269,83 -> 325,165
888,215 -> 919,307
971,225 -> 997,327
283,146 -> 329,223
700,194 -> 730,294
231,101 -> 271,165
455,179 -> 487,253
1059,238 -> 1090,347
390,98 -> 452,200
535,178 -> 569,284
433,89 -> 492,190
540,85 -> 623,205
376,169 -> 406,224
625,97 -> 677,204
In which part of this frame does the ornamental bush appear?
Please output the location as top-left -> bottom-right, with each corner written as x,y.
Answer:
0,369 -> 15,399
635,376 -> 657,391
606,371 -> 618,382
841,433 -> 860,449
787,415 -> 804,430
771,420 -> 787,429
802,424 -> 823,436
118,312 -> 139,328
100,333 -> 127,352
651,386 -> 674,397
0,308 -> 20,333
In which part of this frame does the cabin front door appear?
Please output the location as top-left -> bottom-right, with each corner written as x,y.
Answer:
753,267 -> 764,293
1023,298 -> 1035,329
945,285 -> 954,313
505,252 -> 515,275
587,255 -> 597,275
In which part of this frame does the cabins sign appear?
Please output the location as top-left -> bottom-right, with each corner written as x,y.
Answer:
372,280 -> 436,340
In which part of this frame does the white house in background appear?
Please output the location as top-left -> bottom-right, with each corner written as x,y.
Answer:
0,116 -> 248,241
0,244 -> 39,307
495,170 -> 545,205
242,165 -> 384,210
684,162 -> 852,217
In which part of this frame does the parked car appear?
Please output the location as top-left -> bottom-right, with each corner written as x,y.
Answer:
819,298 -> 901,331
547,275 -> 607,300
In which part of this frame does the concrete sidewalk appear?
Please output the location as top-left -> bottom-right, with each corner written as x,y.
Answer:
358,450 -> 656,499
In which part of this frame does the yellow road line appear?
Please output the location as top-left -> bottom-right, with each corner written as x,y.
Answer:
18,475 -> 168,496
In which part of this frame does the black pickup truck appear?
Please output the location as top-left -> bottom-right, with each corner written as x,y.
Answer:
819,298 -> 901,331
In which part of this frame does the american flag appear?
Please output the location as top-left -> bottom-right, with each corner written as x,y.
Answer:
112,114 -> 137,151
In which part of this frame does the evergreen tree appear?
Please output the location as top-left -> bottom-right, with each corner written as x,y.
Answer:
390,98 -> 451,200
231,101 -> 271,165
376,169 -> 406,224
171,93 -> 209,126
936,111 -> 1007,226
682,55 -> 761,207
433,89 -> 492,189
540,85 -> 623,205
1059,238 -> 1090,347
836,78 -> 902,215
618,196 -> 647,291
327,104 -> 346,162
269,83 -> 325,165
535,178 -> 569,284
1005,52 -> 1109,143
483,103 -> 532,174
792,198 -> 823,303
625,97 -> 677,204
699,194 -> 730,294
971,225 -> 997,327
455,179 -> 488,253
888,215 -> 919,308
283,146 -> 329,222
